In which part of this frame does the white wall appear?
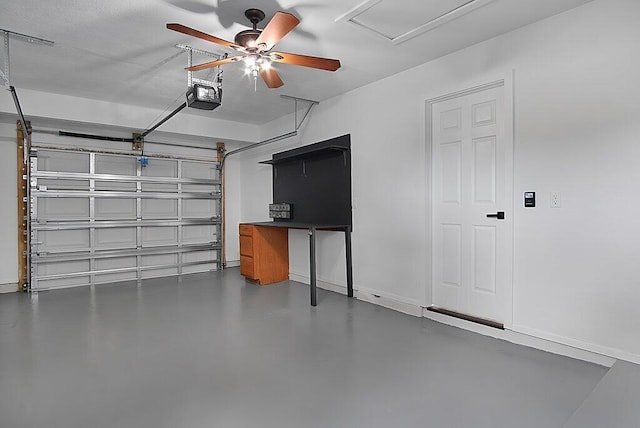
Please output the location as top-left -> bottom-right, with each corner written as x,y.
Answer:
0,122 -> 19,290
236,0 -> 640,363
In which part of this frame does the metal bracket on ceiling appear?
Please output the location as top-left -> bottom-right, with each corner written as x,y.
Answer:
175,44 -> 225,89
0,29 -> 54,90
280,95 -> 319,131
1,31 -> 10,90
222,95 -> 320,163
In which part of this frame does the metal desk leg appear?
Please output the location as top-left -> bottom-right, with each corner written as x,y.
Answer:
309,227 -> 317,306
345,226 -> 353,298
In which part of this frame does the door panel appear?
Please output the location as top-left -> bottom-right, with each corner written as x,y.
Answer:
472,225 -> 496,294
441,224 -> 462,288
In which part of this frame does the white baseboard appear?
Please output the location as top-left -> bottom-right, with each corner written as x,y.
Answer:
356,286 -> 424,317
225,260 -> 240,268
289,273 -> 349,296
512,324 -> 638,366
0,283 -> 19,293
285,273 -> 621,367
424,310 -> 616,367
289,272 -> 423,317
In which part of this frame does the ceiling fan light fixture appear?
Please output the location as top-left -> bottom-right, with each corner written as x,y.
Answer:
244,55 -> 257,67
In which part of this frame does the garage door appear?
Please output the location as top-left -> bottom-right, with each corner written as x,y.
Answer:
29,148 -> 222,291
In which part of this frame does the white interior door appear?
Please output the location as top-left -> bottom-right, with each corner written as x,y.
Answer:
431,84 -> 512,324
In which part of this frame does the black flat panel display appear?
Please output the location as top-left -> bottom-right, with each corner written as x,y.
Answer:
270,134 -> 351,226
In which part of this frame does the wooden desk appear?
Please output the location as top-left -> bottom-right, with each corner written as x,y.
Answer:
239,222 -> 353,306
239,224 -> 289,285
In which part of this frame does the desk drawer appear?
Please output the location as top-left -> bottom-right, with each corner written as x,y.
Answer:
239,224 -> 254,237
239,236 -> 253,257
240,255 -> 255,278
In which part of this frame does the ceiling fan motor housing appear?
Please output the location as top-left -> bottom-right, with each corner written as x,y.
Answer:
234,29 -> 262,49
235,9 -> 267,49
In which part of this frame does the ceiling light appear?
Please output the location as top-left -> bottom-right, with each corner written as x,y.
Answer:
244,55 -> 257,67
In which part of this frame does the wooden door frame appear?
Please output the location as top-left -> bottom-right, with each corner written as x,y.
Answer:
423,71 -> 515,329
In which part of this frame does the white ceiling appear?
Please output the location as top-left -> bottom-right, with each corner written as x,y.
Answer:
1,0 -> 592,125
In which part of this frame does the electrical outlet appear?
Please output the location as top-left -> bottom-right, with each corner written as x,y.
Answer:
551,192 -> 561,208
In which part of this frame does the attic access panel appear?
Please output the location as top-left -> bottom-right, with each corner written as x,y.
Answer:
337,0 -> 496,44
269,135 -> 351,227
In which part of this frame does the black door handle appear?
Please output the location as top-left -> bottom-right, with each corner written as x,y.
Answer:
486,211 -> 505,220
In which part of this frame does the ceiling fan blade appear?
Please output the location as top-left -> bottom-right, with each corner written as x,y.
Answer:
255,12 -> 300,51
186,56 -> 243,72
260,68 -> 284,88
270,51 -> 341,71
167,23 -> 239,49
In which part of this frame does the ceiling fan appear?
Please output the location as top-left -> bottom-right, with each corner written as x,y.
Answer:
167,8 -> 341,89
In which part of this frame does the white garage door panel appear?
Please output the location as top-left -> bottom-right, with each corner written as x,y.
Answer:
38,178 -> 89,190
143,183 -> 179,192
182,251 -> 216,274
39,198 -> 89,220
182,161 -> 216,179
37,260 -> 90,276
142,160 -> 178,192
183,250 -> 216,263
94,257 -> 137,284
95,155 -> 136,175
141,227 -> 178,246
95,181 -> 136,191
95,228 -> 137,250
37,260 -> 90,290
182,183 -> 212,193
30,149 -> 221,291
39,152 -> 89,173
183,200 -> 215,218
143,159 -> 177,177
39,276 -> 90,290
142,199 -> 178,218
96,156 -> 137,191
183,225 -> 216,244
40,230 -> 89,251
141,254 -> 178,278
96,199 -> 136,219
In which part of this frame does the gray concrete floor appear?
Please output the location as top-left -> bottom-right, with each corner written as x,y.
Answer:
0,268 -> 630,427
